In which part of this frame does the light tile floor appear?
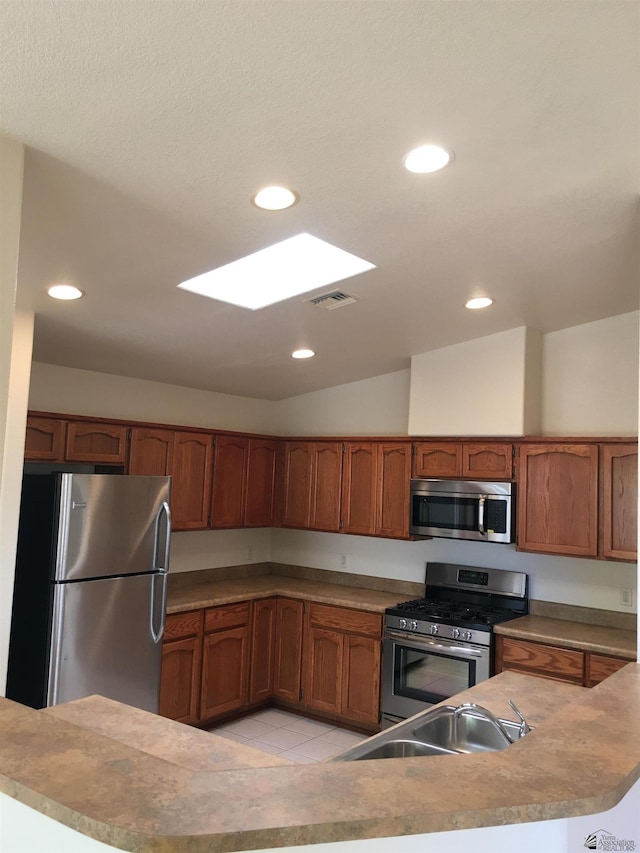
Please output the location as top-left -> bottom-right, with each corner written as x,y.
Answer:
208,708 -> 367,763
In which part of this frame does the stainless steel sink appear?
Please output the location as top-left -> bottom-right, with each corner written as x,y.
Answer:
331,702 -> 532,762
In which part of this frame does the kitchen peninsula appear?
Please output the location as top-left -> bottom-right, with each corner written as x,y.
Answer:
2,665 -> 640,852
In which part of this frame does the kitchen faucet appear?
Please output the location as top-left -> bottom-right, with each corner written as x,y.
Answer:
453,700 -> 531,745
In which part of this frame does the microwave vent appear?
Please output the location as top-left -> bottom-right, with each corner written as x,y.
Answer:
307,290 -> 357,310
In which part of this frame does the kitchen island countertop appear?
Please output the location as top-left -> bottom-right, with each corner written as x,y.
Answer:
3,666 -> 640,852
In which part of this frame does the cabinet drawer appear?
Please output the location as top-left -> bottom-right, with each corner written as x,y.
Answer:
587,653 -> 630,687
307,603 -> 381,638
164,609 -> 203,641
204,601 -> 251,633
500,637 -> 584,684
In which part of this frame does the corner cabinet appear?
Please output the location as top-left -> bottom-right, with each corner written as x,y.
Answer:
341,441 -> 411,539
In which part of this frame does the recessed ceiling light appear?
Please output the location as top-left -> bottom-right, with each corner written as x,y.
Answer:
465,296 -> 494,310
292,349 -> 315,359
177,233 -> 376,310
252,186 -> 298,211
403,144 -> 454,173
47,284 -> 84,300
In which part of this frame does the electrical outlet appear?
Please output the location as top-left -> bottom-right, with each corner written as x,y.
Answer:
621,587 -> 633,607
340,554 -> 348,569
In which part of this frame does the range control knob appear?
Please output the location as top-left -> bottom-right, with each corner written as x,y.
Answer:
463,630 -> 473,641
452,627 -> 461,639
430,624 -> 439,635
399,618 -> 407,629
410,620 -> 419,631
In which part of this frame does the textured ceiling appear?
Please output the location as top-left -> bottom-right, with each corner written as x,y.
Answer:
2,0 -> 639,400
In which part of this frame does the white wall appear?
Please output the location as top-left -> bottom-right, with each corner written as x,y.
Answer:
408,327 -> 542,436
0,138 -> 30,696
542,311 -> 639,436
28,362 -> 279,434
275,369 -> 410,436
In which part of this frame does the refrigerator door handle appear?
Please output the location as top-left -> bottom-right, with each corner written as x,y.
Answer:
150,572 -> 167,644
153,501 -> 172,573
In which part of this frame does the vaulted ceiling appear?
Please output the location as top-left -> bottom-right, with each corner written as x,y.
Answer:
3,1 -> 639,399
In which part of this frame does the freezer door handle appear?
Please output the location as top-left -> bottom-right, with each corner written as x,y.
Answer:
153,501 -> 172,573
150,572 -> 167,644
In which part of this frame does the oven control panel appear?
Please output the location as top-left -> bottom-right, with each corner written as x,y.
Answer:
385,615 -> 491,647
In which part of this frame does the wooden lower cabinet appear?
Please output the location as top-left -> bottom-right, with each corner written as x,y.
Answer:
272,598 -> 305,704
161,598 -> 382,730
495,635 -> 632,688
200,602 -> 251,720
159,610 -> 203,725
303,603 -> 382,728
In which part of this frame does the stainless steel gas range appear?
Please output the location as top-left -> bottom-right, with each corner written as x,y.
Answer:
381,562 -> 528,728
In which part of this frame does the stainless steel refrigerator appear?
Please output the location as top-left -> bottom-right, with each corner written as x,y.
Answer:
6,472 -> 171,712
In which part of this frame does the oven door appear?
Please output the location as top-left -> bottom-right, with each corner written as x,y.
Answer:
382,631 -> 490,721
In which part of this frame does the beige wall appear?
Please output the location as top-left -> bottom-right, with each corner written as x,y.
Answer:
541,311 -> 639,436
0,137 -> 30,695
408,327 -> 542,436
276,369 -> 410,436
29,362 -> 279,434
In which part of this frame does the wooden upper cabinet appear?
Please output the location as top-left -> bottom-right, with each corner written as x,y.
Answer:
600,443 -> 638,561
65,422 -> 128,463
341,443 -> 377,535
462,443 -> 513,480
281,442 -> 313,528
244,439 -> 278,527
377,442 -> 411,539
128,427 -> 173,475
24,416 -> 66,460
310,442 -> 342,532
517,444 -> 599,557
211,435 -> 249,528
413,442 -> 461,478
342,442 -> 411,539
171,431 -> 213,530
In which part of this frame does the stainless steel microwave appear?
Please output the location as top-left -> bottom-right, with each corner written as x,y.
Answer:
410,479 -> 515,543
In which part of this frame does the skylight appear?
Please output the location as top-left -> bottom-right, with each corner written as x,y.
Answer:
177,233 -> 376,310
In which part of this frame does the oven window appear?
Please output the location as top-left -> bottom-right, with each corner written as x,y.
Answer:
412,495 -> 479,532
395,645 -> 476,704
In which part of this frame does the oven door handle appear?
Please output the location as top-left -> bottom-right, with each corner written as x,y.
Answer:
385,631 -> 485,657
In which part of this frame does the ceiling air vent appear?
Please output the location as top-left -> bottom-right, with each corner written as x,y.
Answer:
307,290 -> 357,310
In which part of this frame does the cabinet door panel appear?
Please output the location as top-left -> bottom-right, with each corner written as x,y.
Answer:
341,635 -> 381,726
245,439 -> 278,527
304,627 -> 343,715
273,598 -> 304,703
587,653 -> 630,687
159,637 -> 202,724
66,422 -> 128,463
171,431 -> 212,530
413,442 -> 461,478
341,444 -> 377,535
249,598 -> 276,704
462,443 -> 513,480
24,416 -> 66,460
377,443 -> 411,538
601,444 -> 637,561
128,428 -> 173,475
211,435 -> 249,528
201,626 -> 250,718
281,443 -> 312,528
498,636 -> 584,684
310,442 -> 342,532
517,444 -> 598,557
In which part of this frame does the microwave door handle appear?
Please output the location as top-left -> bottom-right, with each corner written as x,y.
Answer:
478,495 -> 486,534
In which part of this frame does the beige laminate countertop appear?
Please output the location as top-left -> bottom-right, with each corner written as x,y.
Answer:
494,614 -> 637,659
167,573 -> 404,615
3,666 -> 640,852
